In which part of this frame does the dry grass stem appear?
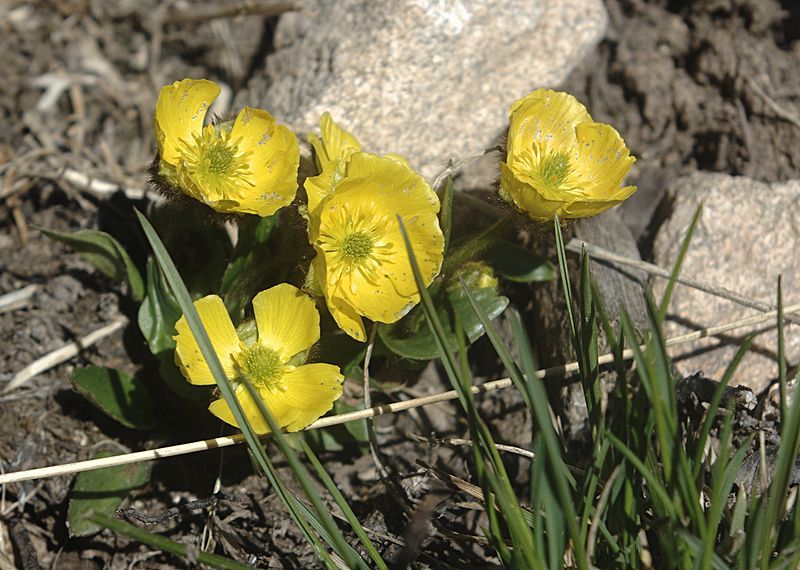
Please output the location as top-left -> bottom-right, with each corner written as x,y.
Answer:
60,168 -> 149,200
3,318 -> 127,393
748,78 -> 800,129
567,238 -> 800,326
0,302 -> 796,486
165,0 -> 297,25
0,285 -> 37,314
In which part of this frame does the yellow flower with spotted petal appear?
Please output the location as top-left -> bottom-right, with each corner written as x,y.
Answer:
500,88 -> 636,221
154,78 -> 300,217
173,283 -> 343,434
307,150 -> 444,342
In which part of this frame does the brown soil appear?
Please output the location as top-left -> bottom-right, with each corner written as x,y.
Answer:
1,0 -> 799,567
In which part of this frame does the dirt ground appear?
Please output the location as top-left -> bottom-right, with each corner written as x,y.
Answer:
1,0 -> 799,568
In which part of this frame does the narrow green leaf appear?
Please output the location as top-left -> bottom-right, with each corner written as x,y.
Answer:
437,175 -> 454,252
87,512 -> 251,569
553,215 -> 577,342
579,248 -> 601,436
135,210 -> 336,567
301,440 -> 387,570
240,381 -> 364,568
778,277 -> 788,422
147,203 -> 232,297
485,240 -> 556,283
71,366 -> 156,430
398,217 -> 538,565
692,337 -> 754,479
41,227 -> 144,300
137,258 -> 202,400
757,280 -> 800,568
67,451 -> 150,537
460,281 -> 563,565
658,204 -> 702,322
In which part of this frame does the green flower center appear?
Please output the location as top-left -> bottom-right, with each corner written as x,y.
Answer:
206,140 -> 237,175
537,150 -> 572,189
178,126 -> 253,201
234,343 -> 284,391
341,231 -> 374,262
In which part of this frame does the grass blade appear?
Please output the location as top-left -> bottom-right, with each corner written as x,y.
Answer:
135,210 -> 337,567
88,512 -> 252,569
239,380 -> 364,569
301,440 -> 387,570
658,204 -> 702,323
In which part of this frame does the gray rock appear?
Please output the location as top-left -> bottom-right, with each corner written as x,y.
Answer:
241,0 -> 608,178
653,172 -> 800,393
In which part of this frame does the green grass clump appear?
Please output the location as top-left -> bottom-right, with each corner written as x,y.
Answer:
92,208 -> 800,569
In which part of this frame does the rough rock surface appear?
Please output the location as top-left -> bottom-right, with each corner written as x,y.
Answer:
240,0 -> 608,178
653,172 -> 800,393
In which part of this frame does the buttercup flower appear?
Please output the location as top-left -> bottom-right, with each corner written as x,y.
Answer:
173,283 -> 343,434
154,78 -> 299,217
305,116 -> 444,341
499,88 -> 636,221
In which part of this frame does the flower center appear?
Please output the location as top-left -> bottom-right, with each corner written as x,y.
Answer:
537,150 -> 572,190
341,231 -> 374,262
206,141 -> 237,175
178,126 -> 253,201
316,204 -> 396,293
233,343 -> 285,391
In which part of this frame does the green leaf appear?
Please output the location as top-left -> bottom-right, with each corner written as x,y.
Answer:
137,258 -> 203,400
40,227 -> 144,300
378,286 -> 508,360
220,215 -> 279,322
67,451 -> 150,537
305,400 -> 369,452
138,258 -> 181,356
485,240 -> 555,283
87,512 -> 250,569
148,203 -> 232,298
71,366 -> 156,430
437,175 -> 454,253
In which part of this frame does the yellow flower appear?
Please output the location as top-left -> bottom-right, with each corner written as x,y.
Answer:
306,134 -> 444,341
154,78 -> 300,217
173,283 -> 343,434
499,89 -> 636,221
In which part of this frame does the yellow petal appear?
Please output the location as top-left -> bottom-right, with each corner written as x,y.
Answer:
251,284 -> 320,360
154,79 -> 220,165
173,295 -> 239,385
499,161 -> 566,220
507,89 -> 589,170
225,108 -> 299,217
311,254 -> 368,342
304,170 -> 335,219
208,384 -> 301,435
314,112 -> 361,170
342,153 -> 441,217
328,294 -> 367,342
305,113 -> 361,214
571,122 -> 636,200
271,364 -> 344,431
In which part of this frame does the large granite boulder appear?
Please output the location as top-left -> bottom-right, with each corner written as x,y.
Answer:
653,172 -> 800,393
240,0 -> 608,178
